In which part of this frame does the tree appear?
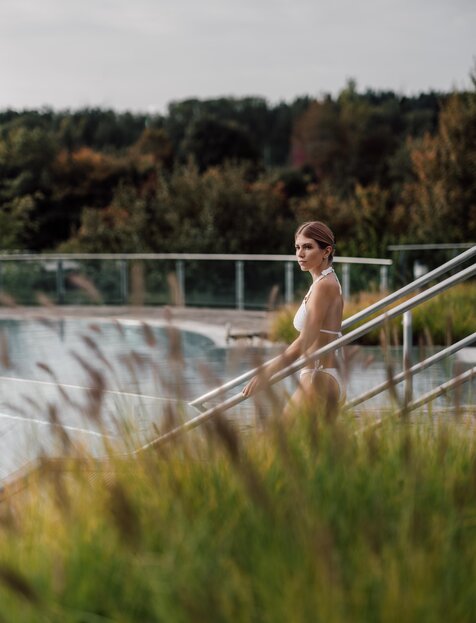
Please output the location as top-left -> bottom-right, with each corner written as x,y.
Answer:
59,184 -> 149,253
0,195 -> 36,250
0,126 -> 58,249
180,117 -> 260,172
60,164 -> 296,255
291,82 -> 442,192
291,96 -> 343,182
401,75 -> 476,242
131,128 -> 174,169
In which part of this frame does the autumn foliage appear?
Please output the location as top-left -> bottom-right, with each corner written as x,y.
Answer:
0,78 -> 475,259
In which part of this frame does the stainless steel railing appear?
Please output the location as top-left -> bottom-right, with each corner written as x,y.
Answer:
138,261 -> 475,449
0,252 -> 392,307
190,245 -> 476,411
354,365 -> 476,435
346,332 -> 476,408
403,366 -> 476,413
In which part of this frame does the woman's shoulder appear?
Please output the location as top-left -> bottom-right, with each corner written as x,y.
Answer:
308,274 -> 341,302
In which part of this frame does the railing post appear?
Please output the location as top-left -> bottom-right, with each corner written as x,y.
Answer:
342,263 -> 350,299
56,260 -> 65,304
403,310 -> 413,403
285,261 -> 294,305
120,259 -> 129,304
0,262 -> 3,292
380,265 -> 388,293
175,260 -> 185,305
235,260 -> 244,310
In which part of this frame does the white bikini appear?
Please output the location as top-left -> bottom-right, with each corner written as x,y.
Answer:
293,266 -> 345,400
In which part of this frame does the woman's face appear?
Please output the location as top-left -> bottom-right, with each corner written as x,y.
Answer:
295,234 -> 330,272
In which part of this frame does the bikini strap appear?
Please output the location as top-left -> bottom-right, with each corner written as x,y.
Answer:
315,266 -> 335,284
318,266 -> 342,296
310,267 -> 340,291
306,266 -> 343,301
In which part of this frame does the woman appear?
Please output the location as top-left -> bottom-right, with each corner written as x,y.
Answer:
242,221 -> 345,415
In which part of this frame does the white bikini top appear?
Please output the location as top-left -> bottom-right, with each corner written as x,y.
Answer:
293,266 -> 343,333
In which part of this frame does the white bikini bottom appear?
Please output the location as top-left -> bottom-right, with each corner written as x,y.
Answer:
299,365 -> 345,402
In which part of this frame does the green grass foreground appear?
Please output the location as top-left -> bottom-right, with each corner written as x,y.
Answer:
270,283 -> 476,345
1,411 -> 476,622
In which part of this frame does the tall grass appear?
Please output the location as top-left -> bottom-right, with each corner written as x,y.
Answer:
1,409 -> 476,622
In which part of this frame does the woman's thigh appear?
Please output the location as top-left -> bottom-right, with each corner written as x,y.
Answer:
284,372 -> 339,418
283,375 -> 315,417
284,375 -> 312,416
313,371 -> 340,417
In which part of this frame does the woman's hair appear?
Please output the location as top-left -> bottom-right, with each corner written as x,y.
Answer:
295,221 -> 336,262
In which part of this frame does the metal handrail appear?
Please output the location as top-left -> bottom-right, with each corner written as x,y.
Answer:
388,243 -> 475,251
190,245 -> 476,409
355,366 -> 476,434
139,263 -> 476,449
0,250 -> 392,309
404,366 -> 476,413
339,245 -> 475,330
0,252 -> 392,265
346,332 -> 476,408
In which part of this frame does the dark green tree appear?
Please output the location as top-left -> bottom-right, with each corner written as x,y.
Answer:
180,117 -> 260,171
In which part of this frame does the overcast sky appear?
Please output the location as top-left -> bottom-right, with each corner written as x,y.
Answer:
0,0 -> 474,113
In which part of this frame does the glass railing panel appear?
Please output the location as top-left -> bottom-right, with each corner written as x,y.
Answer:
141,259 -> 176,305
181,260 -> 236,308
0,260 -> 57,304
243,261 -> 285,310
62,259 -> 122,304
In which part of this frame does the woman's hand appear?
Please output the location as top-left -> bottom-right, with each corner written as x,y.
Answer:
242,374 -> 265,397
242,342 -> 300,398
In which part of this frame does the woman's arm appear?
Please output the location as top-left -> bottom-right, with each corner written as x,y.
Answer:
242,334 -> 303,396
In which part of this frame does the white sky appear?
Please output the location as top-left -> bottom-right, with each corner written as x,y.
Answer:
0,0 -> 474,113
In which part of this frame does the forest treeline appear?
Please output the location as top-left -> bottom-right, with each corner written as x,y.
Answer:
0,77 -> 475,258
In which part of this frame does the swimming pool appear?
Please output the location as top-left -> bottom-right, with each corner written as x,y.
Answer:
0,317 -> 231,479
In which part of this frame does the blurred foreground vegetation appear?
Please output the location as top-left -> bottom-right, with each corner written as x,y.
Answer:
1,410 -> 476,622
270,283 -> 476,345
1,73 -> 475,267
